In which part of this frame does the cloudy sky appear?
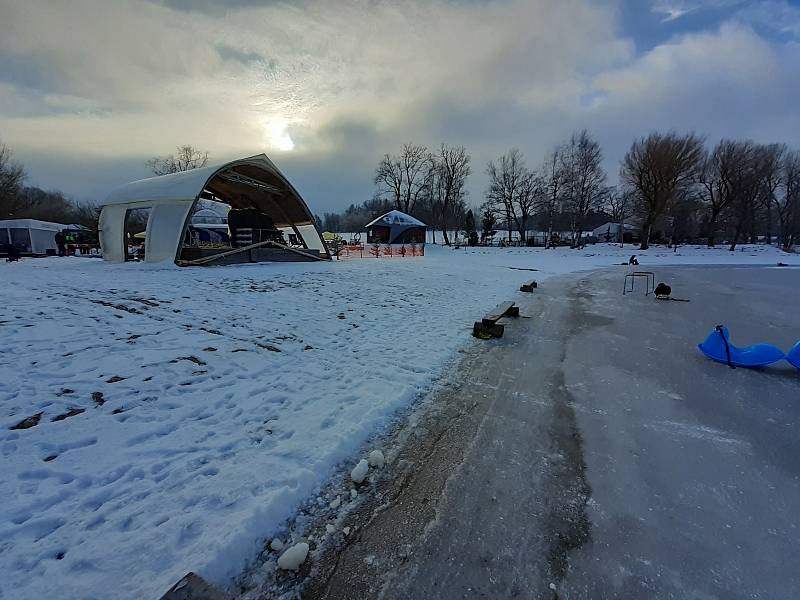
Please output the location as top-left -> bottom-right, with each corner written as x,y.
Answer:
1,0 -> 799,213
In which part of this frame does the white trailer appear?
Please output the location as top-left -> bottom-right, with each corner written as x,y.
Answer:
0,219 -> 68,255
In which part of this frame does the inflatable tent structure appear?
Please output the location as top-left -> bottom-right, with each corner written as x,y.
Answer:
365,210 -> 426,245
99,154 -> 330,266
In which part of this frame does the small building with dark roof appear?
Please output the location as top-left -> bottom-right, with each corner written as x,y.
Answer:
365,210 -> 426,245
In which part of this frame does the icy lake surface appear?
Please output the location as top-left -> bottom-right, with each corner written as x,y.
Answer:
1,244 -> 796,599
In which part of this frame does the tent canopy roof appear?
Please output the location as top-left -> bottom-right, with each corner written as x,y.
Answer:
0,219 -> 67,231
102,154 -> 314,228
365,210 -> 426,229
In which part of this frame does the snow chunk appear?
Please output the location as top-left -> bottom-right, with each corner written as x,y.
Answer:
351,459 -> 369,484
368,449 -> 385,468
350,489 -> 358,500
343,526 -> 351,536
277,542 -> 309,571
325,524 -> 336,534
329,496 -> 341,510
270,538 -> 284,552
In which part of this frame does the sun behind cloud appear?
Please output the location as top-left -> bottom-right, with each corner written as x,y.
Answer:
264,116 -> 295,152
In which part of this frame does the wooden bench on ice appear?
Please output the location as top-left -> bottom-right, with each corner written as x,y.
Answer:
473,301 -> 519,339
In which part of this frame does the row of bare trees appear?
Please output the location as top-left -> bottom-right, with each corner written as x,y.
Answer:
146,145 -> 209,176
373,143 -> 472,244
697,140 -> 799,250
0,140 -> 100,229
0,142 -> 214,234
484,130 -> 608,247
620,133 -> 800,250
479,131 -> 800,251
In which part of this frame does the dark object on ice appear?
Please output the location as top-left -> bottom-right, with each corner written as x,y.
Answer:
4,242 -> 20,262
623,271 -> 654,295
628,255 -> 639,265
697,325 -> 785,369
473,301 -> 519,339
160,572 -> 232,600
520,280 -> 538,292
654,282 -> 672,299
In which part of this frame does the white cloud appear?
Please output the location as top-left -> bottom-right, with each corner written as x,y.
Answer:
585,22 -> 800,176
0,0 -> 628,160
0,0 -> 799,209
735,0 -> 800,38
651,0 -> 743,22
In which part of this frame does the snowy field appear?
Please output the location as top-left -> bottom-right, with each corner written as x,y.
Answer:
1,243 -> 797,599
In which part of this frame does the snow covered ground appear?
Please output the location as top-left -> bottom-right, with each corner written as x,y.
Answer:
0,243 -> 796,599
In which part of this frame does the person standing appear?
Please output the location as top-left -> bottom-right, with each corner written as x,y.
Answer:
55,231 -> 66,256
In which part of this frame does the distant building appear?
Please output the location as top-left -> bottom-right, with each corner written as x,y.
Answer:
0,219 -> 68,255
365,210 -> 426,245
591,222 -> 638,242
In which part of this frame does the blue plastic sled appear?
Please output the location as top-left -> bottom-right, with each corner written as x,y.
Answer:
787,342 -> 800,369
697,326 -> 785,368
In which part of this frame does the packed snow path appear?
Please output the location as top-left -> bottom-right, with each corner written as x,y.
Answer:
305,266 -> 800,599
0,246 -> 797,599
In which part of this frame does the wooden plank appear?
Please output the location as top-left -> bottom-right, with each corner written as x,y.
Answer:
520,280 -> 538,292
482,301 -> 516,325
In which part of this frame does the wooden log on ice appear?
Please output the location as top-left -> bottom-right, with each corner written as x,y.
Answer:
473,301 -> 519,339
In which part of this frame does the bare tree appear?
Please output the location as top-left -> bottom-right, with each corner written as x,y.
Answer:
0,141 -> 27,218
725,142 -> 769,251
777,150 -> 800,250
620,131 -> 705,250
513,171 -> 544,243
431,144 -> 471,245
603,187 -> 634,247
560,130 -> 607,248
146,145 -> 209,176
486,149 -> 527,243
374,153 -> 403,209
374,144 -> 432,214
699,140 -> 744,247
537,147 -> 565,248
401,144 -> 432,214
758,143 -> 785,245
436,144 -> 472,246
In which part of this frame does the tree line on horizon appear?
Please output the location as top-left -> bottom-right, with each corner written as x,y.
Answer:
0,144 -> 211,234
2,135 -> 798,253
321,132 -> 800,252
0,142 -> 100,230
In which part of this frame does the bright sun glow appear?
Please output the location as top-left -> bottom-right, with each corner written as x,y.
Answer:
264,117 -> 295,152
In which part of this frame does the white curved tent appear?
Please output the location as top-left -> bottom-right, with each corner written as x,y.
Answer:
99,154 -> 330,265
